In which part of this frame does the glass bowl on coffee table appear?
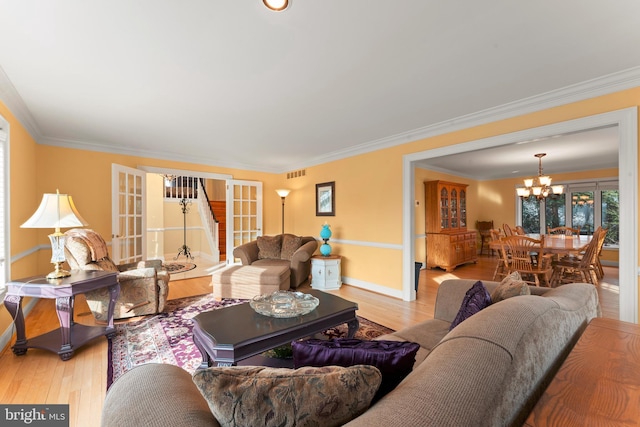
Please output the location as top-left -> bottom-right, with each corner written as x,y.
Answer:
250,291 -> 319,318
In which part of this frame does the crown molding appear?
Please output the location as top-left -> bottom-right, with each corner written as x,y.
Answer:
37,135 -> 284,174
294,66 -> 640,172
0,65 -> 42,143
2,65 -> 640,173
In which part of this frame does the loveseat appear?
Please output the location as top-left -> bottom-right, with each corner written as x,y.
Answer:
232,234 -> 318,288
101,278 -> 599,427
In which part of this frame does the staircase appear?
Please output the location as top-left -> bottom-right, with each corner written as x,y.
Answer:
210,200 -> 226,259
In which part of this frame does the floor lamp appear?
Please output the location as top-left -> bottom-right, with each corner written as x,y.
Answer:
276,189 -> 291,234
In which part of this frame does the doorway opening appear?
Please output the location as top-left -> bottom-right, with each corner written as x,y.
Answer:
403,108 -> 638,323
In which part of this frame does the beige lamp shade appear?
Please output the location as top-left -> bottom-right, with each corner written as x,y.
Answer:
21,191 -> 88,280
275,189 -> 291,198
21,192 -> 88,230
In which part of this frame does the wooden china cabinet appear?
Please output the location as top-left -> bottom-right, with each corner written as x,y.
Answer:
424,180 -> 477,271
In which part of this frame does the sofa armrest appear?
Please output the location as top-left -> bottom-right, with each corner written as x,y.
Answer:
233,240 -> 260,265
290,240 -> 318,263
433,279 -> 550,322
118,259 -> 163,272
118,267 -> 158,280
102,363 -> 218,427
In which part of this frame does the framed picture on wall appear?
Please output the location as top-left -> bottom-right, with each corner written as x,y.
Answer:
316,181 -> 335,216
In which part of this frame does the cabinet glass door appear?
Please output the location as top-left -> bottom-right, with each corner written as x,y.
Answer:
451,188 -> 458,228
440,187 -> 449,229
460,189 -> 467,228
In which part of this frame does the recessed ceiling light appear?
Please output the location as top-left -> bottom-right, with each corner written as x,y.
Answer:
263,0 -> 290,11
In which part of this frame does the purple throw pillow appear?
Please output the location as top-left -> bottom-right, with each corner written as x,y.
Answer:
292,338 -> 420,403
449,280 -> 492,331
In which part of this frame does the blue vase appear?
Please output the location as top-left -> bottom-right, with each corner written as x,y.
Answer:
320,224 -> 332,240
320,243 -> 332,256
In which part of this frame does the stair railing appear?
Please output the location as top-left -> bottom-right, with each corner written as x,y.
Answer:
197,178 -> 220,262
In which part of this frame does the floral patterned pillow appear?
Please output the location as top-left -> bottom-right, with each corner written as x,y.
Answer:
257,235 -> 282,259
192,365 -> 381,427
490,271 -> 531,303
280,235 -> 302,260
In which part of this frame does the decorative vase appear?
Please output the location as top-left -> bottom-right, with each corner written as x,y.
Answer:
320,223 -> 332,240
320,243 -> 332,256
320,223 -> 332,256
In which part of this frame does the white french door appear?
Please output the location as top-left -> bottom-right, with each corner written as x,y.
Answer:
226,179 -> 262,263
111,164 -> 146,264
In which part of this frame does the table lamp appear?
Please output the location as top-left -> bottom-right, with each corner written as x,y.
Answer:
21,190 -> 88,280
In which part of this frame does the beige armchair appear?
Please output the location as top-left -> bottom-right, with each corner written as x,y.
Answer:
233,234 -> 317,288
64,228 -> 170,321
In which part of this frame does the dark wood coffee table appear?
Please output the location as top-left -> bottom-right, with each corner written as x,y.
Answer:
192,290 -> 359,368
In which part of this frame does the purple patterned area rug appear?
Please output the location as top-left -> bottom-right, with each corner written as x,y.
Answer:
107,294 -> 394,389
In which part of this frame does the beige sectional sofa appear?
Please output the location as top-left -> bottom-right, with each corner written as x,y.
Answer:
101,279 -> 599,427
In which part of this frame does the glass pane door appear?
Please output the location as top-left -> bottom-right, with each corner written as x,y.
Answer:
112,164 -> 146,264
226,179 -> 263,263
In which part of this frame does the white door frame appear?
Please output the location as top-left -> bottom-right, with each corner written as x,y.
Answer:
403,107 -> 638,323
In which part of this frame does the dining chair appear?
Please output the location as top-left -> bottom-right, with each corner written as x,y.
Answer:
550,227 -> 602,286
492,236 -> 511,281
503,223 -> 515,237
503,235 -> 553,287
547,226 -> 581,236
489,228 -> 503,257
476,220 -> 494,256
593,227 -> 608,279
514,226 -> 526,235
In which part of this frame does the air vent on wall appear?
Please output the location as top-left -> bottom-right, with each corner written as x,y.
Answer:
287,169 -> 306,179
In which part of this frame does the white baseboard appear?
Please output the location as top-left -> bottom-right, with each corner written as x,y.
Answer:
341,276 -> 404,299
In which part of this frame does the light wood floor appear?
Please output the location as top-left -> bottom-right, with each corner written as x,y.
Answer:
0,255 -> 619,427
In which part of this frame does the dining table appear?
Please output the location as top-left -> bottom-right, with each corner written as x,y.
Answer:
525,233 -> 592,255
489,233 -> 593,256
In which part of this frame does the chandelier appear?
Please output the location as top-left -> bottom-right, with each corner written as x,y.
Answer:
516,153 -> 564,199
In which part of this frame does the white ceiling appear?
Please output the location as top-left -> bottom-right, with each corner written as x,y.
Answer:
0,0 -> 638,173
417,125 -> 620,180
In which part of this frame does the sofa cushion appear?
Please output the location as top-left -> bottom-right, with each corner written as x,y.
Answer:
280,234 -> 302,260
449,280 -> 492,330
490,271 -> 530,303
192,365 -> 381,427
257,235 -> 282,259
292,338 -> 419,403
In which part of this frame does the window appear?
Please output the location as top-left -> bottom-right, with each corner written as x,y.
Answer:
0,121 -> 8,293
518,180 -> 619,247
521,196 -> 540,233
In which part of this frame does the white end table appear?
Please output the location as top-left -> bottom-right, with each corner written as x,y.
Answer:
310,255 -> 342,290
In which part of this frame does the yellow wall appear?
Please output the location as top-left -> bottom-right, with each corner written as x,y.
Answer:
0,100 -> 39,332
277,87 -> 639,298
3,86 -> 640,329
146,173 -> 166,259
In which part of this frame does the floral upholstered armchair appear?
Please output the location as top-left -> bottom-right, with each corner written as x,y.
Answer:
64,228 -> 170,321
